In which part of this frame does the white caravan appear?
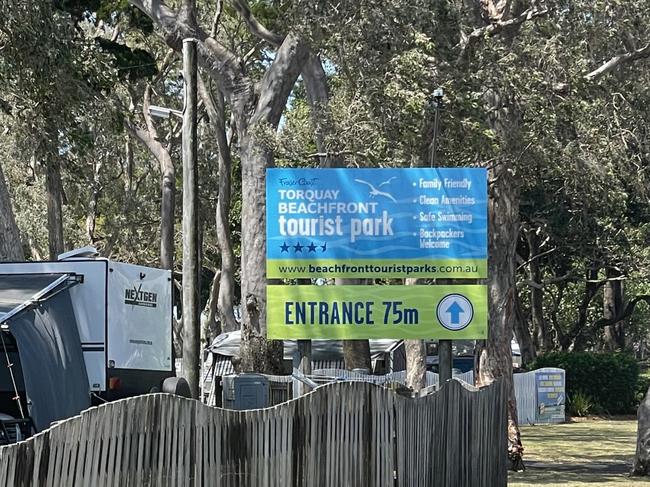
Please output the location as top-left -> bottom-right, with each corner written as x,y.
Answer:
0,247 -> 175,437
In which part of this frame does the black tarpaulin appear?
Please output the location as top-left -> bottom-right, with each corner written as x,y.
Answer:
0,274 -> 89,431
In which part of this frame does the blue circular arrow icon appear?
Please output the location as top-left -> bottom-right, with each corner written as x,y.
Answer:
436,294 -> 474,331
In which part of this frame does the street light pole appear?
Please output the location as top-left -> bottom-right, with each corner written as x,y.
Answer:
182,38 -> 200,400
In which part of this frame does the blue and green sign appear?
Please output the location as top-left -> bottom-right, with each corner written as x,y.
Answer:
267,285 -> 487,340
535,371 -> 566,423
266,167 -> 487,279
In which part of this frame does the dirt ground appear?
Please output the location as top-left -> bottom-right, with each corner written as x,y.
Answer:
509,418 -> 650,486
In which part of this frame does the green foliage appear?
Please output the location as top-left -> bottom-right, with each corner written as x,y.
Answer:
568,391 -> 594,417
635,371 -> 650,406
531,352 -> 640,415
95,38 -> 157,81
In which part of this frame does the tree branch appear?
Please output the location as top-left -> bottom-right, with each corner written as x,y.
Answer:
231,0 -> 336,158
251,33 -> 309,128
458,7 -> 549,61
142,84 -> 159,141
128,0 -> 254,123
232,0 -> 284,46
591,295 -> 650,329
210,0 -> 223,38
518,272 -> 577,290
584,43 -> 650,81
517,246 -> 556,271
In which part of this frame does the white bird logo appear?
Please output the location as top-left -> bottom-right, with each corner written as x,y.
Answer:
378,176 -> 396,187
354,178 -> 397,202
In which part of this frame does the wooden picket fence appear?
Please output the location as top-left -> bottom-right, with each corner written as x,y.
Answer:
0,379 -> 507,486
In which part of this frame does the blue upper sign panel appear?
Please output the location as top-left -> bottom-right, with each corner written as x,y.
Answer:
266,167 -> 488,279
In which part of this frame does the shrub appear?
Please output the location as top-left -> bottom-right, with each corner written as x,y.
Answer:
530,352 -> 639,415
568,391 -> 594,417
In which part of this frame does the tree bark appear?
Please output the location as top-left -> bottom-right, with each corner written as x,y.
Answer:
342,340 -> 372,371
237,130 -> 284,372
86,158 -> 103,245
474,89 -> 523,470
603,267 -> 625,351
0,162 -> 24,261
633,385 -> 650,476
302,53 -> 338,167
476,164 -> 523,469
160,155 -> 176,271
525,227 -> 552,352
513,288 -> 536,367
45,157 -> 65,259
198,76 -> 238,333
202,269 -> 221,344
405,338 -> 427,390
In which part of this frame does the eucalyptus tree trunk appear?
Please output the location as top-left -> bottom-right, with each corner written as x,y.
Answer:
474,89 -> 523,470
237,133 -> 284,373
633,386 -> 650,476
86,158 -> 103,245
603,267 -> 625,351
476,161 -> 523,469
202,270 -> 221,343
45,158 -> 65,259
513,289 -> 536,367
160,156 -> 176,272
0,162 -> 24,261
525,227 -> 551,353
342,340 -> 372,371
404,337 -> 427,390
198,76 -> 238,334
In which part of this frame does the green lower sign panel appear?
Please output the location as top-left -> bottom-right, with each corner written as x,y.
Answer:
267,285 -> 487,340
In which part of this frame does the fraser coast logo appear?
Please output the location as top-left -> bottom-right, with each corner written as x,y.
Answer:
124,283 -> 158,308
279,177 -> 319,186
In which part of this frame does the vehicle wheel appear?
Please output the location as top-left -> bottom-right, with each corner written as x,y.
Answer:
162,377 -> 192,398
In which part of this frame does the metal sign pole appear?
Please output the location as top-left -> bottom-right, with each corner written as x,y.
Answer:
431,88 -> 453,384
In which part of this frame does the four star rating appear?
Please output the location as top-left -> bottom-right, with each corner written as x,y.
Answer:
280,241 -> 327,253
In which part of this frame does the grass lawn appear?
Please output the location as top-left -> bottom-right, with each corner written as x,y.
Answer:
509,418 -> 650,486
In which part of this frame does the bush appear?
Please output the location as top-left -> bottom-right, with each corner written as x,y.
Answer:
568,391 -> 594,417
530,352 -> 639,415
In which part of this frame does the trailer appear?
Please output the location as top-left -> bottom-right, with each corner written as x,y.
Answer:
0,247 -> 175,438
